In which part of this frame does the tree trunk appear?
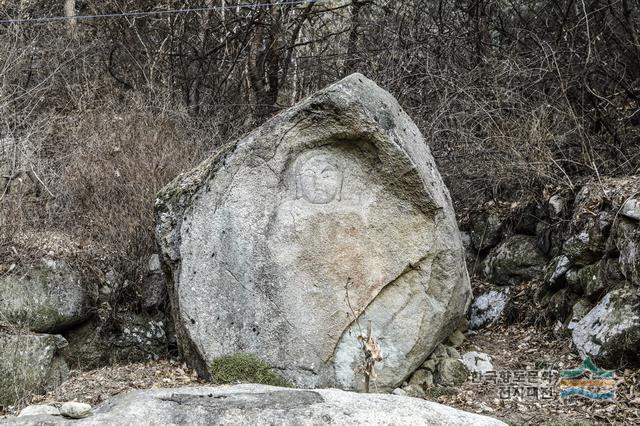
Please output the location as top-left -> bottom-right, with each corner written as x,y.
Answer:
64,0 -> 77,36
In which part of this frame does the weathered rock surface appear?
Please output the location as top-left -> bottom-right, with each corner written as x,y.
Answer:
611,219 -> 639,285
2,385 -> 506,425
0,333 -> 68,407
482,235 -> 547,285
18,404 -> 60,417
60,402 -> 92,419
572,288 -> 640,367
155,74 -> 470,390
141,254 -> 167,310
0,259 -> 98,333
566,298 -> 592,330
407,343 -> 468,388
435,359 -> 468,386
621,198 -> 640,221
461,351 -> 494,375
469,210 -> 505,252
62,312 -> 168,370
543,255 -> 571,289
469,289 -> 509,330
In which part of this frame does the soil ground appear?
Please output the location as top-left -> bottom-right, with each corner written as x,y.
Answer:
2,324 -> 638,424
436,324 -> 640,425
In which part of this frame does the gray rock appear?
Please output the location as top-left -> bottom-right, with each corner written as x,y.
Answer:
469,289 -> 509,330
429,343 -> 450,359
142,254 -> 167,310
147,254 -> 161,273
572,288 -> 640,367
402,383 -> 427,399
409,369 -> 434,387
62,313 -> 168,370
155,74 -> 471,391
445,346 -> 460,359
391,387 -> 407,396
548,195 -> 566,217
482,235 -> 547,285
447,330 -> 465,347
543,255 -> 571,289
621,198 -> 640,221
0,259 -> 98,333
611,219 -> 639,285
60,402 -> 92,419
469,210 -> 505,252
461,352 -> 494,375
563,212 -> 610,267
544,288 -> 579,322
435,359 -> 469,386
141,273 -> 166,311
421,359 -> 438,372
565,268 -> 579,287
2,385 -> 507,425
18,405 -> 60,417
567,298 -> 592,331
110,313 -> 167,363
0,333 -> 68,406
576,263 -> 607,299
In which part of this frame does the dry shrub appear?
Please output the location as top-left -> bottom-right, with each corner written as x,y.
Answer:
52,95 -> 209,292
1,89 -> 212,308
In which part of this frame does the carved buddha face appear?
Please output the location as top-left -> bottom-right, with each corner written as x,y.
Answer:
297,153 -> 342,204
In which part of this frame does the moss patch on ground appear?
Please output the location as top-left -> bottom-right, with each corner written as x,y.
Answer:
209,353 -> 290,387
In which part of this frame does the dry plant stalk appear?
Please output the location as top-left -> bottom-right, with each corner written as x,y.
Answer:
345,278 -> 383,393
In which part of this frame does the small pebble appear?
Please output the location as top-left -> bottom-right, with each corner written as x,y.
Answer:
60,401 -> 92,419
392,388 -> 408,396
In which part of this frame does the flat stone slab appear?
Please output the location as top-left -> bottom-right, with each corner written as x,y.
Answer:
5,384 -> 507,425
155,73 -> 470,390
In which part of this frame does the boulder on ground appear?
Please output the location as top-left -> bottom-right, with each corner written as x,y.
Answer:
468,210 -> 506,252
155,74 -> 470,390
575,262 -> 608,299
610,219 -> 639,285
543,255 -> 571,289
0,333 -> 69,407
621,197 -> 640,221
482,235 -> 547,285
18,404 -> 60,417
469,289 -> 509,330
566,298 -> 592,330
1,385 -> 507,425
62,312 -> 168,370
572,288 -> 640,368
435,358 -> 468,386
0,258 -> 98,333
60,402 -> 92,419
461,351 -> 494,375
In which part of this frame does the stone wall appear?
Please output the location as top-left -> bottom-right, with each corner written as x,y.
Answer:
0,234 -> 170,408
462,177 -> 640,368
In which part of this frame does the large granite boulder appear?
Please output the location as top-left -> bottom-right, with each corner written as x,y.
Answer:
572,288 -> 640,368
0,333 -> 69,407
155,74 -> 471,390
0,258 -> 98,333
5,384 -> 506,425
